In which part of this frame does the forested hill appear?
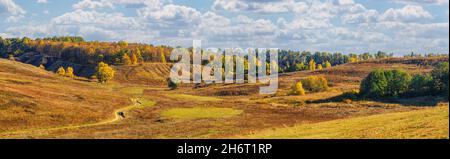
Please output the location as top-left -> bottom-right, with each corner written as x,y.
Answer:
0,36 -> 172,77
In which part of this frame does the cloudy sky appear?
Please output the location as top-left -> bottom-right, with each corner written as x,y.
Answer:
0,0 -> 449,54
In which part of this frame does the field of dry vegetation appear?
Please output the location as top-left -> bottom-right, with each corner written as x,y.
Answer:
0,57 -> 448,139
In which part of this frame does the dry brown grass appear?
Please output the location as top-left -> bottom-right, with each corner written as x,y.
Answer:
0,59 -> 129,133
0,57 -> 448,139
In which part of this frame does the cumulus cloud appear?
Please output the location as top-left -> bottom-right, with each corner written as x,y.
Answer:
379,5 -> 433,22
0,0 -> 25,15
388,0 -> 449,5
2,0 -> 449,53
73,0 -> 170,10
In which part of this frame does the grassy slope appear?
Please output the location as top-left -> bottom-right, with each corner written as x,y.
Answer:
246,106 -> 449,139
162,107 -> 243,119
0,59 -> 130,132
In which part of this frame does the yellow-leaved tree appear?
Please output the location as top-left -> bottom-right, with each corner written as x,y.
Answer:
96,62 -> 115,83
324,61 -> 332,68
57,67 -> 65,76
66,67 -> 75,78
291,81 -> 306,96
131,53 -> 138,65
317,64 -> 323,70
122,54 -> 132,65
309,59 -> 316,71
160,48 -> 167,63
349,57 -> 358,63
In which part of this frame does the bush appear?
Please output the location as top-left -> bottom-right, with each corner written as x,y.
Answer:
291,81 -> 306,96
301,76 -> 329,93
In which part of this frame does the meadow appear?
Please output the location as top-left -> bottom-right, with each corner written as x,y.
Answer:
0,56 -> 448,139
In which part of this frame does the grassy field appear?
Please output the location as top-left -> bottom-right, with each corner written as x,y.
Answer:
246,105 -> 449,139
166,94 -> 223,102
162,107 -> 243,119
0,60 -> 130,132
0,57 -> 448,139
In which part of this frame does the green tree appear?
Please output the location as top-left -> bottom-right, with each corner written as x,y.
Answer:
385,69 -> 412,97
431,62 -> 449,97
409,74 -> 433,96
96,62 -> 115,83
360,69 -> 388,98
360,69 -> 412,98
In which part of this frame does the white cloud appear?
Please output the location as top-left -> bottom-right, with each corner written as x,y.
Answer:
2,0 -> 448,53
73,0 -> 170,10
37,0 -> 48,4
388,0 -> 449,5
0,0 -> 25,15
379,5 -> 433,22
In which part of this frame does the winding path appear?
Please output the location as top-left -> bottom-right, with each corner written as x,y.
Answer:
0,98 -> 143,137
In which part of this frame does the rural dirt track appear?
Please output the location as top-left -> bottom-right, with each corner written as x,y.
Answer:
0,98 -> 143,137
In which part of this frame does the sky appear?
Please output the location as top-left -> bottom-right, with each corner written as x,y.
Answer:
0,0 -> 449,55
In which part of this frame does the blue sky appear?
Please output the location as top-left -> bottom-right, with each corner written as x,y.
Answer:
1,0 -> 449,55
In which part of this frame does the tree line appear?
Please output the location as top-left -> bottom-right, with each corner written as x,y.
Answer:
0,36 -> 172,66
360,62 -> 449,99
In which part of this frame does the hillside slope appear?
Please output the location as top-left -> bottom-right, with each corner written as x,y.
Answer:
247,105 -> 449,139
0,59 -> 130,132
113,63 -> 172,86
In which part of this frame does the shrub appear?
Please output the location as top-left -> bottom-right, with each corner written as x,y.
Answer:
291,81 -> 306,96
56,67 -> 65,76
301,76 -> 329,93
